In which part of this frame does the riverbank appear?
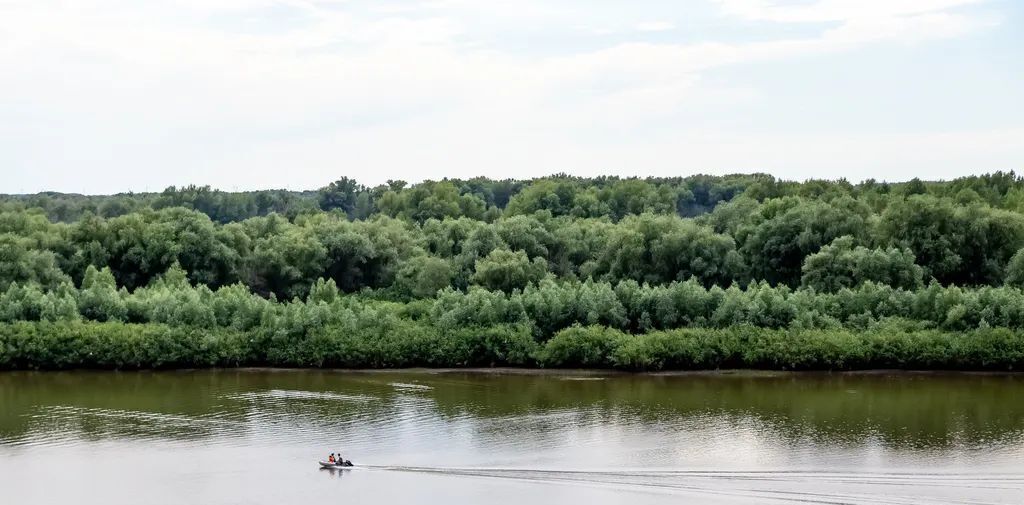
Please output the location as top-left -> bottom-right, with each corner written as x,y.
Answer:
3,320 -> 1023,372
226,367 -> 1024,378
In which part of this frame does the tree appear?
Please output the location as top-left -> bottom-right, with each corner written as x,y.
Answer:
396,256 -> 453,298
471,249 -> 547,292
318,177 -> 363,215
78,265 -> 127,321
505,179 -> 578,217
737,197 -> 870,286
879,196 -> 1024,285
0,235 -> 70,289
594,214 -> 744,287
307,277 -> 340,304
246,227 -> 327,299
1006,249 -> 1024,288
801,236 -> 924,292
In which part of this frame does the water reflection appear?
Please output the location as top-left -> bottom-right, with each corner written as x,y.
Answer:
2,370 -> 1024,504
2,370 -> 1024,452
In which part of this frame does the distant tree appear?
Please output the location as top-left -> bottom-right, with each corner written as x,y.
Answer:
318,177 -> 363,216
901,177 -> 928,196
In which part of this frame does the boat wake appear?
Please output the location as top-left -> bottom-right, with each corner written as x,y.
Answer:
351,466 -> 1024,505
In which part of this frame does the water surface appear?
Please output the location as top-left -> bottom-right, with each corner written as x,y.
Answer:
1,370 -> 1022,504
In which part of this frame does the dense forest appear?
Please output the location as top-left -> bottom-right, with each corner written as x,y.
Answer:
4,172 -> 1024,370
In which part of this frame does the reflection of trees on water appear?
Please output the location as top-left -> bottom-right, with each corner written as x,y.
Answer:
414,372 -> 1024,450
2,371 -> 1023,451
0,371 -> 410,445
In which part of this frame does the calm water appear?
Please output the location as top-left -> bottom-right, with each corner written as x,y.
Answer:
1,370 -> 1023,504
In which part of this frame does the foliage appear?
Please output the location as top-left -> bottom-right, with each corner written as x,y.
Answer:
471,249 -> 547,292
801,236 -> 924,292
534,325 -> 629,368
4,320 -> 1024,371
3,172 -> 1024,370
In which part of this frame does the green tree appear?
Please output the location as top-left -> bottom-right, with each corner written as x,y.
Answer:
801,236 -> 924,292
0,235 -> 70,289
1006,249 -> 1024,288
307,277 -> 340,304
879,196 -> 1024,285
78,265 -> 127,322
737,197 -> 870,286
396,256 -> 453,298
471,249 -> 547,292
318,177 -> 363,215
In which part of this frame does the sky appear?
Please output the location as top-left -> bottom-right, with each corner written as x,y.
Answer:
1,0 -> 1022,194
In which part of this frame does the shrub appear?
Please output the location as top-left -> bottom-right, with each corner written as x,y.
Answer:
536,325 -> 628,368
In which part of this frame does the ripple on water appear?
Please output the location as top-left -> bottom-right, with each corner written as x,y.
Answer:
389,382 -> 434,391
224,389 -> 376,403
4,371 -> 1024,505
356,466 -> 1024,504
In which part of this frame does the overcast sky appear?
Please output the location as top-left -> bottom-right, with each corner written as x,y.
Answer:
1,0 -> 1022,194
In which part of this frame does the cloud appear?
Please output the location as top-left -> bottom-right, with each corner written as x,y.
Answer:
634,21 -> 675,32
711,0 -> 994,49
0,0 -> 1010,193
712,0 -> 986,23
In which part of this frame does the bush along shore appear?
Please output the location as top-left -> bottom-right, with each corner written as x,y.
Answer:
2,267 -> 1024,371
5,173 -> 1024,371
2,320 -> 1023,371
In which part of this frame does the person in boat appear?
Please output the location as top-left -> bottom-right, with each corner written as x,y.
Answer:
328,453 -> 336,464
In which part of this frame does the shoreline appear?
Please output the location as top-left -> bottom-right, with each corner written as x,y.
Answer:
5,367 -> 1021,377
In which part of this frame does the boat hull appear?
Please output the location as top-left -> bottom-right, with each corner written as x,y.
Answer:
319,461 -> 354,469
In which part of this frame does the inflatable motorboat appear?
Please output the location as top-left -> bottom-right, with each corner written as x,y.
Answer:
319,460 -> 354,469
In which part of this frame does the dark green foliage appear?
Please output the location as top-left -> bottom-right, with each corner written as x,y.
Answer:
612,326 -> 1024,372
6,172 -> 1024,297
0,234 -> 70,289
5,320 -> 1023,371
318,177 -> 365,216
395,256 -> 454,299
878,195 -> 1024,285
535,326 -> 628,368
0,321 -> 253,369
801,236 -> 924,292
1007,249 -> 1024,288
593,214 -> 744,286
736,196 -> 871,286
3,172 -> 1024,370
471,249 -> 547,292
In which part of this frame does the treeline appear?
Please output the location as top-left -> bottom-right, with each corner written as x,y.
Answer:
2,267 -> 1024,370
3,194 -> 1024,298
3,171 -> 1024,370
5,266 -> 1024,334
0,174 -> 763,223
4,321 -> 1023,371
7,171 -> 1024,224
0,187 -> 321,224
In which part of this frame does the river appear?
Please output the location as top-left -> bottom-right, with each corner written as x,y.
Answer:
1,370 -> 1022,504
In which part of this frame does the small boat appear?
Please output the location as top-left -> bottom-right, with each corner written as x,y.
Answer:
319,461 -> 354,469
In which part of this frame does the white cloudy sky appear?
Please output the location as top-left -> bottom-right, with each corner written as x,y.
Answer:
1,0 -> 1022,193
